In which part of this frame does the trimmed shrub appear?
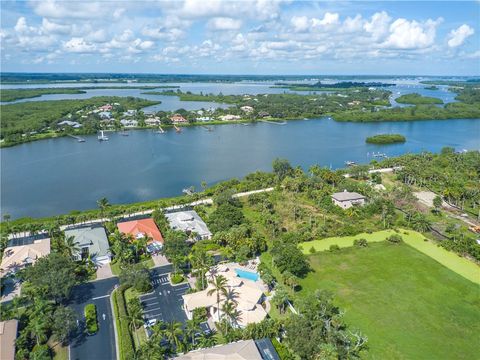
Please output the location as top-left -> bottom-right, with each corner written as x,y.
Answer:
84,303 -> 98,334
387,234 -> 403,244
329,244 -> 341,252
171,273 -> 184,284
113,286 -> 135,360
309,246 -> 316,254
353,238 -> 368,248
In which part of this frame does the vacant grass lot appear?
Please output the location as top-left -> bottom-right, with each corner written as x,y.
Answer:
299,242 -> 480,360
299,229 -> 480,284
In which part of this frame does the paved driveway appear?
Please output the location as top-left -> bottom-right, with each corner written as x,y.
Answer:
69,278 -> 119,360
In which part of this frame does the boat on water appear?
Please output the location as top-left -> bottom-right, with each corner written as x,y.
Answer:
345,161 -> 356,166
77,138 -> 85,143
97,130 -> 109,141
182,187 -> 194,195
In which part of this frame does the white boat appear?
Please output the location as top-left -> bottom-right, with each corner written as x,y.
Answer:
98,130 -> 109,141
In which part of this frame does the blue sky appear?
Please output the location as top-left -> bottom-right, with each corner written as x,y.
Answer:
1,1 -> 479,75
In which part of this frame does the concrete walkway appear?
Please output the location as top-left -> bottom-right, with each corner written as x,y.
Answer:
96,263 -> 114,280
152,254 -> 170,267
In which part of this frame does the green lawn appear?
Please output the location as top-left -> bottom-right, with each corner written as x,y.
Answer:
299,229 -> 480,284
299,242 -> 480,360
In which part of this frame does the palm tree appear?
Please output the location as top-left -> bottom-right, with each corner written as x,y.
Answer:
272,285 -> 289,314
185,318 -> 201,348
197,330 -> 217,349
64,235 -> 81,259
136,339 -> 165,360
207,275 -> 228,322
221,300 -> 242,333
97,197 -> 110,221
30,318 -> 48,345
126,306 -> 144,345
163,321 -> 184,353
190,250 -> 214,290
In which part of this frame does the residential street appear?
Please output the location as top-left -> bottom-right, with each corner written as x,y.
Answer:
69,278 -> 119,360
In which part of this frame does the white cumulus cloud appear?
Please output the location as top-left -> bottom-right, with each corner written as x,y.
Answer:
447,24 -> 474,48
207,17 -> 242,31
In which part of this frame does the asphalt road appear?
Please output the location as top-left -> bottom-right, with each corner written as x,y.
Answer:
69,278 -> 119,360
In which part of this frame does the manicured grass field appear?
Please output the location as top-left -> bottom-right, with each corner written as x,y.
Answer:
299,229 -> 480,284
299,242 -> 480,360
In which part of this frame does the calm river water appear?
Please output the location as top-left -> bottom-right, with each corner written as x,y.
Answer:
2,117 -> 479,219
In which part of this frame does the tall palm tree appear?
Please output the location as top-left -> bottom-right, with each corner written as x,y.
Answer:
207,275 -> 228,322
126,306 -> 144,345
221,300 -> 242,333
185,318 -> 201,348
97,197 -> 110,222
64,235 -> 81,259
163,321 -> 184,353
28,316 -> 49,345
191,250 -> 213,290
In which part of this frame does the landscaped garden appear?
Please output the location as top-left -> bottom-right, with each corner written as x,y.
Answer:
299,241 -> 480,359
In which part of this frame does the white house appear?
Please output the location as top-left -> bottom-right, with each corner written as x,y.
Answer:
182,263 -> 268,328
120,119 -> 138,128
331,190 -> 366,209
220,114 -> 241,121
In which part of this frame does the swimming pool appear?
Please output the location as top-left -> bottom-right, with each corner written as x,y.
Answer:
235,268 -> 259,282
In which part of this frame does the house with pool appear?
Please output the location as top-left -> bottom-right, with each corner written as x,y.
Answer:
182,261 -> 269,328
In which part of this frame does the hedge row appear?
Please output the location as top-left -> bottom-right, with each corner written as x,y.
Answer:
113,286 -> 135,360
84,303 -> 98,334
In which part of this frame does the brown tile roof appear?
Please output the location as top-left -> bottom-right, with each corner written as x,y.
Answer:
0,319 -> 18,360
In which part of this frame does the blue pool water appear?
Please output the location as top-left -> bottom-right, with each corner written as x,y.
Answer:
235,268 -> 259,282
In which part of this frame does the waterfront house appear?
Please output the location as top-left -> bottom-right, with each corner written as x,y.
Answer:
123,109 -> 137,117
174,338 -> 280,360
196,116 -> 213,122
240,105 -> 254,113
1,235 -> 50,277
57,120 -> 82,128
98,111 -> 112,119
64,225 -> 111,265
120,119 -> 138,128
331,190 -> 366,209
165,210 -> 212,240
182,262 -> 268,328
258,111 -> 270,118
220,114 -> 241,121
117,218 -> 164,250
145,117 -> 161,126
171,114 -> 188,123
0,319 -> 18,360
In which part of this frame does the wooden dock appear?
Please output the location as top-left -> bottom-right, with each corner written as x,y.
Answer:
67,134 -> 85,142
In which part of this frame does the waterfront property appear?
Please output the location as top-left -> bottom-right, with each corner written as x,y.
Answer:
182,262 -> 268,328
0,319 -> 18,360
57,120 -> 82,128
165,210 -> 212,240
331,190 -> 366,209
120,119 -> 138,128
64,225 -> 111,265
220,114 -> 241,121
171,113 -> 188,123
117,218 -> 164,249
0,235 -> 51,276
174,338 -> 279,360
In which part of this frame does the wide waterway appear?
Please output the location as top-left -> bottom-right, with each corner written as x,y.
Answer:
1,117 -> 479,219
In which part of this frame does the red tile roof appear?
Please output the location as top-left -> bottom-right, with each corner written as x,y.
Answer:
117,218 -> 163,244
